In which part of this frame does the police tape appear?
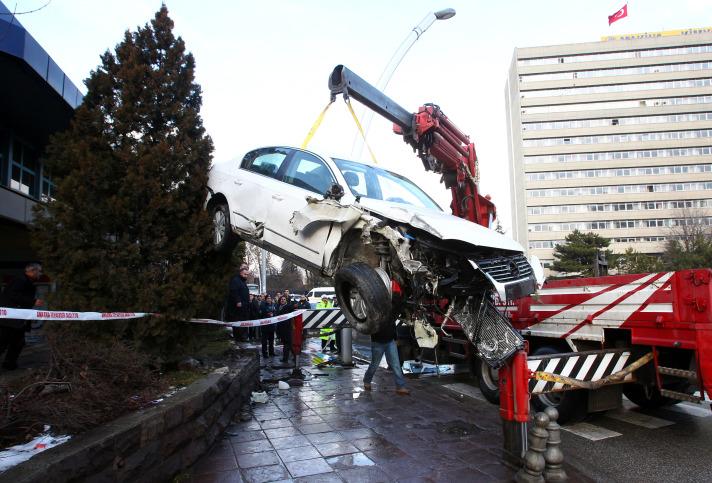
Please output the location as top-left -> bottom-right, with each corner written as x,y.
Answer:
0,307 -> 308,328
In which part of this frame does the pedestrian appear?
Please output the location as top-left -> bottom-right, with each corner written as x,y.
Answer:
248,293 -> 261,341
260,295 -> 276,357
296,295 -> 310,310
0,263 -> 43,370
316,295 -> 336,352
276,295 -> 294,363
363,318 -> 410,395
226,263 -> 251,340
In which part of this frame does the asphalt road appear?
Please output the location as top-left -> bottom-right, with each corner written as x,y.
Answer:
351,332 -> 712,483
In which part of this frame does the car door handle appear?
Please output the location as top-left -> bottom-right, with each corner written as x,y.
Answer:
233,180 -> 242,186
272,194 -> 283,201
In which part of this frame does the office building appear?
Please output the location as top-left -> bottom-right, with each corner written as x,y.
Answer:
0,1 -> 81,282
506,28 -> 712,271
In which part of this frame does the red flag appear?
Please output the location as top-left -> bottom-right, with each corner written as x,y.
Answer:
608,4 -> 628,25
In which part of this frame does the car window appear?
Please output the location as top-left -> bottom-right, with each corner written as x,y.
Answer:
283,151 -> 335,194
242,148 -> 290,180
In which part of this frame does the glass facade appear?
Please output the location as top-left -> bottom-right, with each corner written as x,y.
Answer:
522,78 -> 712,99
523,129 -> 712,147
528,182 -> 712,198
522,61 -> 712,82
1,131 -> 49,201
527,199 -> 712,215
522,95 -> 712,115
526,164 -> 712,181
524,146 -> 712,164
517,44 -> 712,66
523,112 -> 712,131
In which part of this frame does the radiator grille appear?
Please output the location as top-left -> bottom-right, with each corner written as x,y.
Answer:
451,297 -> 524,369
476,254 -> 533,283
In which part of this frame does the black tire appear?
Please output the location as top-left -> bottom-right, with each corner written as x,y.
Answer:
474,357 -> 501,405
530,346 -> 587,424
623,383 -> 683,409
211,203 -> 238,253
334,262 -> 391,334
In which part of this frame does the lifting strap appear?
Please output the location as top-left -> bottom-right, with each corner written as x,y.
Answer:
301,101 -> 334,149
300,98 -> 379,165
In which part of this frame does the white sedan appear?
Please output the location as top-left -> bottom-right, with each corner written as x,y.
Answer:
207,146 -> 538,340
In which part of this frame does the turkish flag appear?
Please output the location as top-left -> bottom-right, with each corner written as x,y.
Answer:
608,4 -> 628,25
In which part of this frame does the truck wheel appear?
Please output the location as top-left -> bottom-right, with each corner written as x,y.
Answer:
334,262 -> 391,335
211,203 -> 238,253
474,357 -> 501,405
623,383 -> 683,409
530,346 -> 587,424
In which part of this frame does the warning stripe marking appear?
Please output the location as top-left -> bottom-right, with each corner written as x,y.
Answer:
528,350 -> 632,394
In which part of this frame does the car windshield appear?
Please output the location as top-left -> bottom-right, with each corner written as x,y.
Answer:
334,159 -> 442,211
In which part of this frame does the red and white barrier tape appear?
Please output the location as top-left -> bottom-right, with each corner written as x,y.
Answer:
0,307 -> 307,328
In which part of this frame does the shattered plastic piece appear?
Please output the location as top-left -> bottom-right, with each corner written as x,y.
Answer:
278,380 -> 290,390
250,391 -> 268,404
0,425 -> 71,472
414,319 -> 439,348
214,366 -> 229,374
290,197 -> 363,234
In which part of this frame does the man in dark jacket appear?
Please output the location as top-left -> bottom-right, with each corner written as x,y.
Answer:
226,264 -> 251,340
363,317 -> 410,395
0,263 -> 43,370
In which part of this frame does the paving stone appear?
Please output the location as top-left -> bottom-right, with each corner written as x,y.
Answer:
373,455 -> 433,480
294,473 -> 344,483
325,452 -> 375,471
327,418 -> 366,430
477,462 -> 516,480
306,431 -> 346,445
269,435 -> 312,449
253,412 -> 286,422
352,437 -> 395,453
228,421 -> 262,432
232,439 -> 274,455
276,445 -> 321,462
315,441 -> 360,458
228,431 -> 267,443
259,419 -> 293,430
297,422 -> 333,434
337,466 -> 392,483
285,457 -> 334,478
192,455 -> 238,476
191,469 -> 244,482
289,415 -> 324,425
264,426 -> 302,439
239,463 -> 290,483
338,428 -> 377,440
236,450 -> 280,469
363,446 -> 408,463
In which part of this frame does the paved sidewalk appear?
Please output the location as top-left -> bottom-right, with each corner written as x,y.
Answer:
188,341 -> 522,483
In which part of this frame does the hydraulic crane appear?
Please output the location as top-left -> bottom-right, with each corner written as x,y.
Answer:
328,65 -> 497,228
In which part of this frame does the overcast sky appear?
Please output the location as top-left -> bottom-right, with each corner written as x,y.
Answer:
13,0 -> 712,231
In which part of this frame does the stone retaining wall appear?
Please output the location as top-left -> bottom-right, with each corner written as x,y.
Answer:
1,351 -> 259,483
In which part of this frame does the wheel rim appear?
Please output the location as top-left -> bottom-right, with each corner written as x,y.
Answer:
480,364 -> 499,391
213,209 -> 226,245
538,391 -> 564,407
349,288 -> 367,320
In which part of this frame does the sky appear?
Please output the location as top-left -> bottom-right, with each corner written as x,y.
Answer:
11,0 -> 712,231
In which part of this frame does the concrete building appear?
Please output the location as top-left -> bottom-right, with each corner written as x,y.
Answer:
506,27 -> 712,271
0,1 -> 81,282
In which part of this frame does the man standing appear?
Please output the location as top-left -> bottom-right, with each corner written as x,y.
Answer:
363,318 -> 410,395
317,295 -> 336,352
226,263 -> 251,340
0,263 -> 43,370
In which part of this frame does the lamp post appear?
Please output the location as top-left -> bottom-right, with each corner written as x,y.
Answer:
351,8 -> 456,159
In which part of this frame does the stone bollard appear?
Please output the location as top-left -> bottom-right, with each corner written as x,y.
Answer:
515,412 -> 549,483
543,407 -> 568,482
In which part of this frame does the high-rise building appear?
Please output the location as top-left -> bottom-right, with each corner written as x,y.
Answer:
506,28 -> 712,271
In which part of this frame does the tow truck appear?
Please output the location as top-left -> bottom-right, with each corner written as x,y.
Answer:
327,65 -> 712,422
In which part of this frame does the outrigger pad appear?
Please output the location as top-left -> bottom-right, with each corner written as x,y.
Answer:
452,297 -> 524,369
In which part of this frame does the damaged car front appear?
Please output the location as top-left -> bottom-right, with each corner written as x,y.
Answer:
207,146 -> 539,365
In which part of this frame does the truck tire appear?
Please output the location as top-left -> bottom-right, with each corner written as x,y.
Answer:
474,357 -> 501,405
211,203 -> 238,253
530,346 -> 587,424
623,383 -> 684,409
334,262 -> 391,335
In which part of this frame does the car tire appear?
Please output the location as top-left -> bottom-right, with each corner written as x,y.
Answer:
334,262 -> 391,335
530,346 -> 587,424
211,203 -> 238,253
474,357 -> 501,405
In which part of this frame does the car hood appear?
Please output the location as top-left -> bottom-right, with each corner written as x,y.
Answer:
355,198 -> 524,253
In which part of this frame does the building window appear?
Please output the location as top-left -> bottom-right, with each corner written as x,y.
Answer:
10,139 -> 38,198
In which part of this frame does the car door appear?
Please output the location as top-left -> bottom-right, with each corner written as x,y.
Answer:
263,150 -> 337,268
228,147 -> 292,234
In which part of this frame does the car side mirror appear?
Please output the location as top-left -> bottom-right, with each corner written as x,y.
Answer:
324,182 -> 345,202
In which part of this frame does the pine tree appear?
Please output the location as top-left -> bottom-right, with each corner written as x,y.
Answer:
551,230 -> 611,277
612,247 -> 662,275
32,6 -> 232,355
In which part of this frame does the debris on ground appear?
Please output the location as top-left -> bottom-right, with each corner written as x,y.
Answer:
0,425 -> 70,473
250,391 -> 268,404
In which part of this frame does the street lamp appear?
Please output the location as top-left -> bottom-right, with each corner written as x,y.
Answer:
351,8 -> 456,159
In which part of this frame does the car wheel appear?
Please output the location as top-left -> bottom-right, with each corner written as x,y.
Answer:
474,357 -> 501,405
334,262 -> 391,334
211,203 -> 238,253
530,346 -> 587,424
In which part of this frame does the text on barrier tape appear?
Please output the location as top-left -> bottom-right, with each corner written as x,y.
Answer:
0,307 -> 307,328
